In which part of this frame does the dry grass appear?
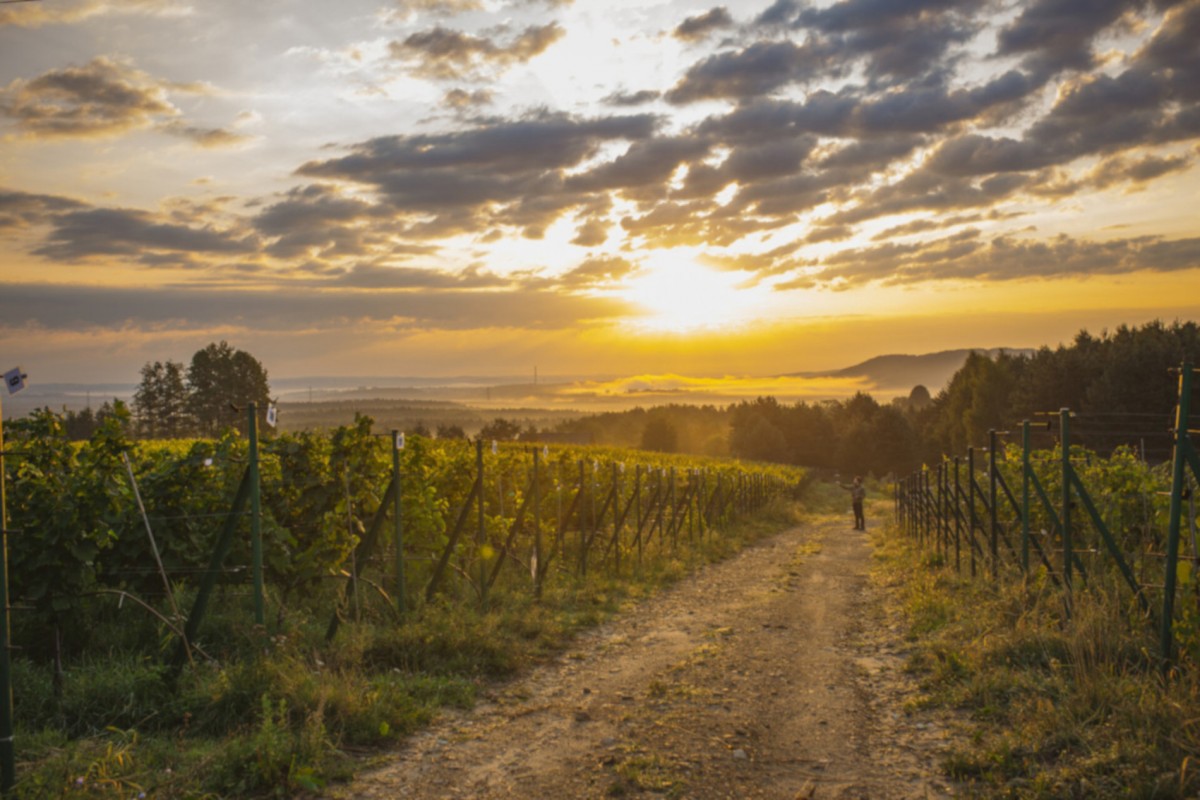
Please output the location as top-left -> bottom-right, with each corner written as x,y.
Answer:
874,525 -> 1200,799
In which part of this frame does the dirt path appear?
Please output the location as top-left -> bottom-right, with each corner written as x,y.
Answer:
332,515 -> 958,799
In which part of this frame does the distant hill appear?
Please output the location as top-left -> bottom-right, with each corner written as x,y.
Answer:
791,348 -> 1034,392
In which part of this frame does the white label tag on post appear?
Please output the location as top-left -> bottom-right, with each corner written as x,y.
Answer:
4,367 -> 25,395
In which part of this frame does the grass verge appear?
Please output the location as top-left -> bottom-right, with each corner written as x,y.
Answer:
871,523 -> 1200,799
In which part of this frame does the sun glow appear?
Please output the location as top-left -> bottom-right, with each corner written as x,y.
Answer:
620,250 -> 761,333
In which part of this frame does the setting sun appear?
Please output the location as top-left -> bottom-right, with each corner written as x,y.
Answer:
621,251 -> 761,333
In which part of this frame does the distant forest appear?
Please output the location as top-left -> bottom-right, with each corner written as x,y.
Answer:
542,321 -> 1200,477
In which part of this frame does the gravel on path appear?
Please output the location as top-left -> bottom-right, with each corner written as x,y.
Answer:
330,514 -> 958,799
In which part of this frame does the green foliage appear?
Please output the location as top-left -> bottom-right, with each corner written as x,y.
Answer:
1,406 -> 803,797
133,360 -> 190,439
724,391 -> 923,477
203,695 -> 332,797
5,404 -> 134,643
186,340 -> 271,437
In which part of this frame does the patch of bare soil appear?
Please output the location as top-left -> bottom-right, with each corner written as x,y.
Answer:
330,514 -> 959,799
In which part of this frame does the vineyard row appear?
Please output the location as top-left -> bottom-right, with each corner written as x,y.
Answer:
893,363 -> 1200,668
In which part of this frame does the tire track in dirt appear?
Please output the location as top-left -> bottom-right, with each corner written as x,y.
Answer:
331,515 -> 957,799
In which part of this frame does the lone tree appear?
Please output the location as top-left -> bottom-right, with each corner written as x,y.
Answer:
133,360 -> 190,438
186,341 -> 271,436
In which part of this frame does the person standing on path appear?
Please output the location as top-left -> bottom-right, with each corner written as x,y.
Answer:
840,476 -> 866,530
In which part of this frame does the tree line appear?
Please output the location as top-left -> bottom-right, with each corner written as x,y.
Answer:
538,320 -> 1200,477
746,320 -> 1200,473
74,320 -> 1200,476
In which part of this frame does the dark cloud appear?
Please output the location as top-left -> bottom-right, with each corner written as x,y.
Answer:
925,68 -> 1192,181
754,0 -> 800,28
809,231 -> 1200,287
694,94 -> 857,142
0,0 -> 182,29
814,135 -> 926,172
296,110 -> 659,237
567,136 -> 711,198
0,56 -> 245,146
619,200 -> 784,248
829,171 -> 1030,226
1088,152 -> 1193,188
389,22 -> 565,80
392,0 -> 484,15
858,70 -> 1036,131
1135,0 -> 1200,101
557,255 -> 637,287
804,223 -> 853,244
0,188 -> 86,230
570,217 -> 610,247
602,89 -> 661,107
691,69 -> 1035,145
996,0 -> 1135,79
805,2 -> 985,82
723,137 -> 816,181
442,87 -> 494,110
0,56 -> 174,138
795,0 -> 969,31
753,0 -> 989,81
33,206 -> 254,262
0,281 -> 632,333
330,263 -> 507,289
254,185 -> 376,238
157,120 -> 249,148
246,185 -> 386,260
665,39 -> 843,104
870,212 -> 991,241
914,3 -> 1199,185
674,7 -> 735,42
389,0 -> 571,14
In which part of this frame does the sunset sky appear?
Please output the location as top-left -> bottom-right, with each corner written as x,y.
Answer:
1,0 -> 1198,385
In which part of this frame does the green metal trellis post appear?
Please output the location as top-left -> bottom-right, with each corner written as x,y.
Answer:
392,431 -> 405,615
1061,409 -> 1073,596
476,439 -> 486,609
968,448 -> 978,578
248,403 -> 264,626
942,461 -> 951,561
612,462 -> 621,574
534,447 -> 542,600
172,468 -> 252,673
1021,421 -> 1031,574
669,467 -> 677,550
0,400 -> 15,794
923,471 -> 929,543
989,429 -> 999,579
635,465 -> 643,566
953,456 -> 962,573
325,475 -> 398,642
1162,364 -> 1198,667
936,462 -> 945,560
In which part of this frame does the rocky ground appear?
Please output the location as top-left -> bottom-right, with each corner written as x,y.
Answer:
328,513 -> 960,799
